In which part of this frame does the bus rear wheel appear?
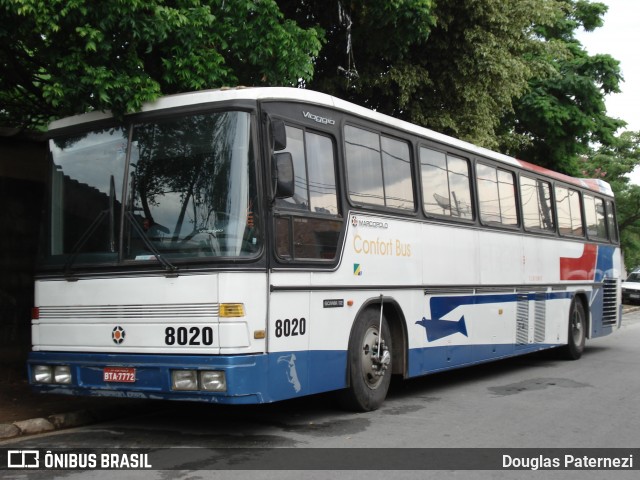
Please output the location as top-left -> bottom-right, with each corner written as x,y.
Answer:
560,298 -> 586,360
339,308 -> 392,411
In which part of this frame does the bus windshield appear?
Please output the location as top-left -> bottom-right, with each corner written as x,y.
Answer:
45,111 -> 260,268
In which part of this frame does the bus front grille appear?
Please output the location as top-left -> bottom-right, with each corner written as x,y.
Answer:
37,303 -> 220,320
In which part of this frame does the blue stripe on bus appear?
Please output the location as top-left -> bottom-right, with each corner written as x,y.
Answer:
29,341 -> 562,404
27,350 -> 349,404
429,291 -> 573,322
595,244 -> 616,282
406,343 -> 559,378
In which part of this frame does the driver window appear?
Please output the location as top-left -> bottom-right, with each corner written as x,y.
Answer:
274,125 -> 341,261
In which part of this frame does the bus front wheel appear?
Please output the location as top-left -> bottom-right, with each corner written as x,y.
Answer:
560,298 -> 586,360
339,308 -> 392,411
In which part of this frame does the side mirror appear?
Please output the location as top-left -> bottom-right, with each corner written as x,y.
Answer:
271,119 -> 287,151
273,152 -> 295,199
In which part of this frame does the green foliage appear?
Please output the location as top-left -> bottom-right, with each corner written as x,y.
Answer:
0,0 -> 322,129
278,1 -> 436,111
498,1 -> 624,175
580,131 -> 640,268
620,226 -> 640,271
400,0 -> 559,147
279,0 -> 560,148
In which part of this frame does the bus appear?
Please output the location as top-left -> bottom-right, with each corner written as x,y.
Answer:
29,87 -> 621,411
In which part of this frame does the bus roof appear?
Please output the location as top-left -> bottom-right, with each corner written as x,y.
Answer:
48,87 -> 614,197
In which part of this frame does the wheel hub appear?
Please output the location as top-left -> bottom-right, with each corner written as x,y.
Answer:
360,326 -> 390,388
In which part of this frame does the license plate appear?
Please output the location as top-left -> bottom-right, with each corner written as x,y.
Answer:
103,367 -> 136,383
631,294 -> 640,299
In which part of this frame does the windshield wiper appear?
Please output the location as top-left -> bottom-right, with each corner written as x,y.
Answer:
125,211 -> 178,275
64,175 -> 119,278
64,210 -> 108,277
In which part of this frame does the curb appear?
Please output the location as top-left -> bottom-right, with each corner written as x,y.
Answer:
0,404 -> 147,440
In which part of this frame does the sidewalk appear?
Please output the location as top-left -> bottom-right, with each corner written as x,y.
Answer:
0,350 -> 146,440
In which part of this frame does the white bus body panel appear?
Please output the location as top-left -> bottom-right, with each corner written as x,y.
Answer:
270,211 -> 620,383
32,273 -> 268,355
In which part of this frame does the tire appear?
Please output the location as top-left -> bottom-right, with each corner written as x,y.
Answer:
560,297 -> 586,360
338,308 -> 392,411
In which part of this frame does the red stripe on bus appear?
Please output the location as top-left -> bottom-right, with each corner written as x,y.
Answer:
560,244 -> 597,281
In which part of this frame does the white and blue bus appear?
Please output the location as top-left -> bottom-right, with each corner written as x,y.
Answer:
29,87 -> 621,411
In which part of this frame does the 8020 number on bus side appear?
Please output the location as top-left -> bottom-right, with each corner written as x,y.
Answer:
275,318 -> 306,338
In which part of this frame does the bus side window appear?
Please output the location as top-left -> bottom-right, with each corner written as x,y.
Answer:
584,194 -> 607,240
344,125 -> 414,210
556,186 -> 584,237
476,163 -> 518,226
606,200 -> 619,243
420,147 -> 473,220
520,175 -> 554,233
274,125 -> 341,261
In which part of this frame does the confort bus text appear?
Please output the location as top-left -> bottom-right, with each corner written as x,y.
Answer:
353,235 -> 412,257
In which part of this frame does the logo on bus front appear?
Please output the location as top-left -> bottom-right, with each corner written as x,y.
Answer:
112,326 -> 126,345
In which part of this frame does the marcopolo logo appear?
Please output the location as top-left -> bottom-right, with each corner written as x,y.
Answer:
352,216 -> 389,229
302,111 -> 335,125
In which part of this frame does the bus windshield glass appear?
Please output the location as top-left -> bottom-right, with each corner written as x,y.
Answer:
45,111 -> 260,267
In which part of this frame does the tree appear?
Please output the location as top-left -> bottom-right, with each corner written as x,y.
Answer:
581,131 -> 640,269
278,0 -> 435,106
0,0 -> 322,130
278,0 -> 559,148
497,0 -> 625,175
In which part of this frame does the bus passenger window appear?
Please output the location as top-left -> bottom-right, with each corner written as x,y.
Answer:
584,194 -> 607,240
344,125 -> 414,210
606,200 -> 619,243
381,136 -> 414,209
477,163 -> 518,226
520,176 -> 554,232
421,147 -> 472,219
556,186 -> 584,236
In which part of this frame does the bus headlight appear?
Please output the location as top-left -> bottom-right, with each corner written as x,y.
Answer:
199,371 -> 226,391
171,369 -> 227,391
54,365 -> 72,384
171,370 -> 198,391
33,365 -> 73,384
33,365 -> 53,384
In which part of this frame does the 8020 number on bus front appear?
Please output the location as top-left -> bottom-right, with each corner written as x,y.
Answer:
165,326 -> 214,346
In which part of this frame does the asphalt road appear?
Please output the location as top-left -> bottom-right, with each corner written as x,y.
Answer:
3,310 -> 640,479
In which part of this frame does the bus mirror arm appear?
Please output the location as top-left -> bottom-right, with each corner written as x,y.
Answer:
272,152 -> 295,200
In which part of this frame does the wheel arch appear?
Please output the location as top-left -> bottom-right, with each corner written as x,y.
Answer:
349,296 -> 408,379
